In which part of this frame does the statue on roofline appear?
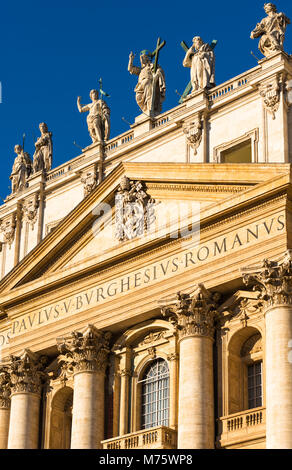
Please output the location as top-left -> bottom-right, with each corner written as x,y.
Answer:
77,89 -> 110,144
128,38 -> 166,117
182,36 -> 215,92
250,3 -> 290,57
10,145 -> 32,194
33,122 -> 53,173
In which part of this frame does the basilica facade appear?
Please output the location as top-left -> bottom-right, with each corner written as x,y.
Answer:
0,4 -> 292,450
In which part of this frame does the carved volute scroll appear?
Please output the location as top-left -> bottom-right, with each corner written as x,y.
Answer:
57,324 -> 111,374
159,283 -> 220,340
242,250 -> 292,308
8,349 -> 48,395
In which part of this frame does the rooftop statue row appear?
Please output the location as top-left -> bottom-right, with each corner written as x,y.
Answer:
10,123 -> 52,195
8,3 -> 291,197
75,2 -> 291,145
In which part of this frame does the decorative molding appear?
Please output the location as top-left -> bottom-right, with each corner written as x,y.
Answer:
23,193 -> 39,229
147,183 -> 248,194
57,324 -> 111,374
159,284 -> 220,340
242,250 -> 292,308
115,176 -> 156,242
0,213 -> 16,246
0,368 -> 11,408
212,128 -> 259,163
167,353 -> 179,362
241,333 -> 262,357
259,78 -> 280,119
81,165 -> 98,197
138,331 -> 166,346
183,116 -> 202,156
147,347 -> 156,359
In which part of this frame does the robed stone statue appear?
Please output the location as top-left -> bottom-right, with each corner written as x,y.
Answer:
77,89 -> 110,144
183,36 -> 215,92
33,122 -> 53,173
128,46 -> 166,116
250,3 -> 290,57
10,145 -> 32,193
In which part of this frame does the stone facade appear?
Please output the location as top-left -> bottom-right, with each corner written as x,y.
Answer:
1,43 -> 292,449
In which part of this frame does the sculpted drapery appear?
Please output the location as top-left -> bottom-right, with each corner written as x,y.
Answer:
183,37 -> 215,92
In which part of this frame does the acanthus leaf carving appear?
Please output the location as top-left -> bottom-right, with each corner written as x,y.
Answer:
57,324 -> 111,374
23,193 -> 39,228
0,213 -> 16,246
242,250 -> 292,308
0,367 -> 11,408
8,350 -> 48,395
159,283 -> 220,340
81,166 -> 98,197
183,117 -> 203,155
259,78 -> 280,119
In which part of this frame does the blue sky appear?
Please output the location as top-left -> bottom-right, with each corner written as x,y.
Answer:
0,0 -> 291,201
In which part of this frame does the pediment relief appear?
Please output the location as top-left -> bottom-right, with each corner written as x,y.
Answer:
0,161 -> 286,297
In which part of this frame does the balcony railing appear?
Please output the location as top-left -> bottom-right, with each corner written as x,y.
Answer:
218,407 -> 266,447
102,426 -> 177,450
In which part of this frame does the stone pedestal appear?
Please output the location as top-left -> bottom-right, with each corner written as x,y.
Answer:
58,325 -> 111,449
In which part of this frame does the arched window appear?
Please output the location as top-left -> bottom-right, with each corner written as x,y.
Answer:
140,359 -> 169,429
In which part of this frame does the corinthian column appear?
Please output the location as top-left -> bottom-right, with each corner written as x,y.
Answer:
243,250 -> 292,449
160,284 -> 219,449
58,325 -> 111,449
0,368 -> 11,449
7,350 -> 47,449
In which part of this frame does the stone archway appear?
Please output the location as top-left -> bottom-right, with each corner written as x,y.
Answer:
49,386 -> 73,449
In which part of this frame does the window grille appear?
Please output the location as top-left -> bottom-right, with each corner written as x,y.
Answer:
248,361 -> 263,409
139,359 -> 170,429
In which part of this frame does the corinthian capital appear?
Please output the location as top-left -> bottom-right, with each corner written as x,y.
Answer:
159,284 -> 220,340
242,250 -> 292,308
8,350 -> 48,395
0,367 -> 11,408
57,324 -> 111,374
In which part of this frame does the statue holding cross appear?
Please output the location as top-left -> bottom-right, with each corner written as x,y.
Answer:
128,37 -> 166,116
182,36 -> 216,96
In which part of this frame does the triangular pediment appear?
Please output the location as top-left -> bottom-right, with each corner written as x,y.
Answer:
0,162 -> 289,305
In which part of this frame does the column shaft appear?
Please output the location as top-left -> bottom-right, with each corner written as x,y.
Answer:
178,336 -> 214,449
71,371 -> 104,449
8,392 -> 40,449
266,305 -> 292,448
0,407 -> 10,449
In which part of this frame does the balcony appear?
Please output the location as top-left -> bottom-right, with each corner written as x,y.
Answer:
102,426 -> 177,450
217,407 -> 266,448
